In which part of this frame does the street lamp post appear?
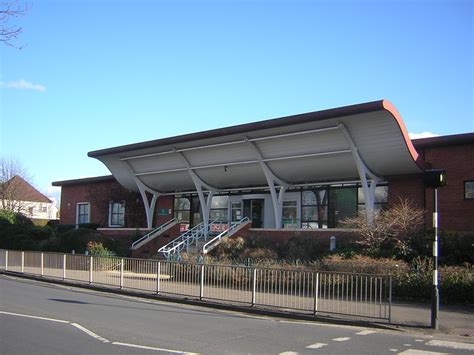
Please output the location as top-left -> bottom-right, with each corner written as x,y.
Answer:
423,169 -> 447,330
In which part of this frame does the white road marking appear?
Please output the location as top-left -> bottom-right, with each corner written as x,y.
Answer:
397,350 -> 447,355
404,344 -> 412,346
415,339 -> 424,342
426,339 -> 474,351
71,322 -> 109,343
333,337 -> 351,342
306,343 -> 327,349
356,330 -> 377,335
112,342 -> 197,354
0,310 -> 70,324
278,352 -> 299,355
389,349 -> 398,352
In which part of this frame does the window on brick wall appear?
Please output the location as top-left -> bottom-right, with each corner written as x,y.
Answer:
465,181 -> 474,200
109,201 -> 125,227
76,202 -> 90,224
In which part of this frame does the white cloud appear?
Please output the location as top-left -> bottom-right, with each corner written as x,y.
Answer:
0,79 -> 46,92
409,131 -> 440,139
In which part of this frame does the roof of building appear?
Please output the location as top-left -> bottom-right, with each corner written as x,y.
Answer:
412,132 -> 474,149
52,175 -> 116,187
51,129 -> 474,190
3,176 -> 52,203
86,99 -> 428,194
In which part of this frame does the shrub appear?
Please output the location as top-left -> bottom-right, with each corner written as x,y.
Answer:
342,198 -> 424,259
86,241 -> 116,257
0,209 -> 16,224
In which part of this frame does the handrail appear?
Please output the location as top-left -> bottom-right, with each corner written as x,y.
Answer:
158,219 -> 221,258
202,217 -> 250,254
131,218 -> 177,249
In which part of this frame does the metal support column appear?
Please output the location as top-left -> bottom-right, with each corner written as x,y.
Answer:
247,139 -> 290,229
339,123 -> 380,225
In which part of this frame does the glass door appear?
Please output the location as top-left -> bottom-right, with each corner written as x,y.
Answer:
243,199 -> 264,228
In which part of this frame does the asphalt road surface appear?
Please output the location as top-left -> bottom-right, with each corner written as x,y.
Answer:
1,274 -> 473,354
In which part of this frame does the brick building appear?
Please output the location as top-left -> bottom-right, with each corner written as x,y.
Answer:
52,101 -> 473,257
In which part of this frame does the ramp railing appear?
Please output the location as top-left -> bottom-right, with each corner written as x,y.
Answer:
202,217 -> 250,254
131,218 -> 178,250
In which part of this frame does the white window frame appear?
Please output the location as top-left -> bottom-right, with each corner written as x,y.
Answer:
76,202 -> 90,225
108,201 -> 125,227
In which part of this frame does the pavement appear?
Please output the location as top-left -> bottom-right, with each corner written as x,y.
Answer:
390,301 -> 474,339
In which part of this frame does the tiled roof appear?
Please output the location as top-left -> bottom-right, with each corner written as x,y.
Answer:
3,176 -> 52,203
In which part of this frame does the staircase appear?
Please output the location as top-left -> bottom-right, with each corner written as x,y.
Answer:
157,218 -> 249,260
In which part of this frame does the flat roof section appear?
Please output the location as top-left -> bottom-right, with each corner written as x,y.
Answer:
52,175 -> 116,187
87,99 -> 428,194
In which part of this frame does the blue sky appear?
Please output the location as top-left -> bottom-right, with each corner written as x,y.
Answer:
0,0 -> 473,203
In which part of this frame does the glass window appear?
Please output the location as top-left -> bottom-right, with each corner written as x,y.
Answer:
174,197 -> 190,210
109,201 -> 125,227
358,186 -> 388,204
77,203 -> 90,224
465,181 -> 474,199
301,188 -> 328,229
282,200 -> 298,228
329,187 -> 357,228
231,202 -> 242,222
210,195 -> 228,222
210,209 -> 228,221
174,196 -> 191,230
211,196 -> 229,209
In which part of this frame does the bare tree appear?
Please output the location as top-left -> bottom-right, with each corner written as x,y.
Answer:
342,198 -> 425,257
0,1 -> 28,48
0,156 -> 32,212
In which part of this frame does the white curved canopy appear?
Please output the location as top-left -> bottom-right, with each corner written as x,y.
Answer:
89,100 -> 426,195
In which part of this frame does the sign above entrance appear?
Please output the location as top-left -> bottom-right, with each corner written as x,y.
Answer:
157,208 -> 171,216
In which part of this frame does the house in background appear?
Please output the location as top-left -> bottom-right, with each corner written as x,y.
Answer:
1,175 -> 59,220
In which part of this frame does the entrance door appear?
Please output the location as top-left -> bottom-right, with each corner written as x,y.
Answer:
243,199 -> 264,228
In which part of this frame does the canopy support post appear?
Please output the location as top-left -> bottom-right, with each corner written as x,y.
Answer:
247,139 -> 290,229
176,151 -> 218,235
133,177 -> 160,229
121,161 -> 161,229
339,123 -> 380,225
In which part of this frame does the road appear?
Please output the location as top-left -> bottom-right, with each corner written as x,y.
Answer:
0,274 -> 473,354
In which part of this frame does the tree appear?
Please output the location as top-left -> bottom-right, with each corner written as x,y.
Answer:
0,156 -> 32,213
0,1 -> 28,48
342,198 -> 425,258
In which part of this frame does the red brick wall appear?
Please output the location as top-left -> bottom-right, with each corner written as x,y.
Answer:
387,142 -> 474,232
238,228 -> 357,248
131,224 -> 181,258
59,180 -> 176,229
422,144 -> 474,232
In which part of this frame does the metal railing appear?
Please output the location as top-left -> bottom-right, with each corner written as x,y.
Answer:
158,219 -> 225,259
0,249 -> 391,321
131,218 -> 178,250
202,217 -> 250,254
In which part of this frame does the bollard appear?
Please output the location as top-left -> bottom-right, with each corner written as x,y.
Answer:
251,268 -> 257,306
89,256 -> 93,284
120,258 -> 124,289
63,254 -> 67,280
330,236 -> 336,251
156,262 -> 161,294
